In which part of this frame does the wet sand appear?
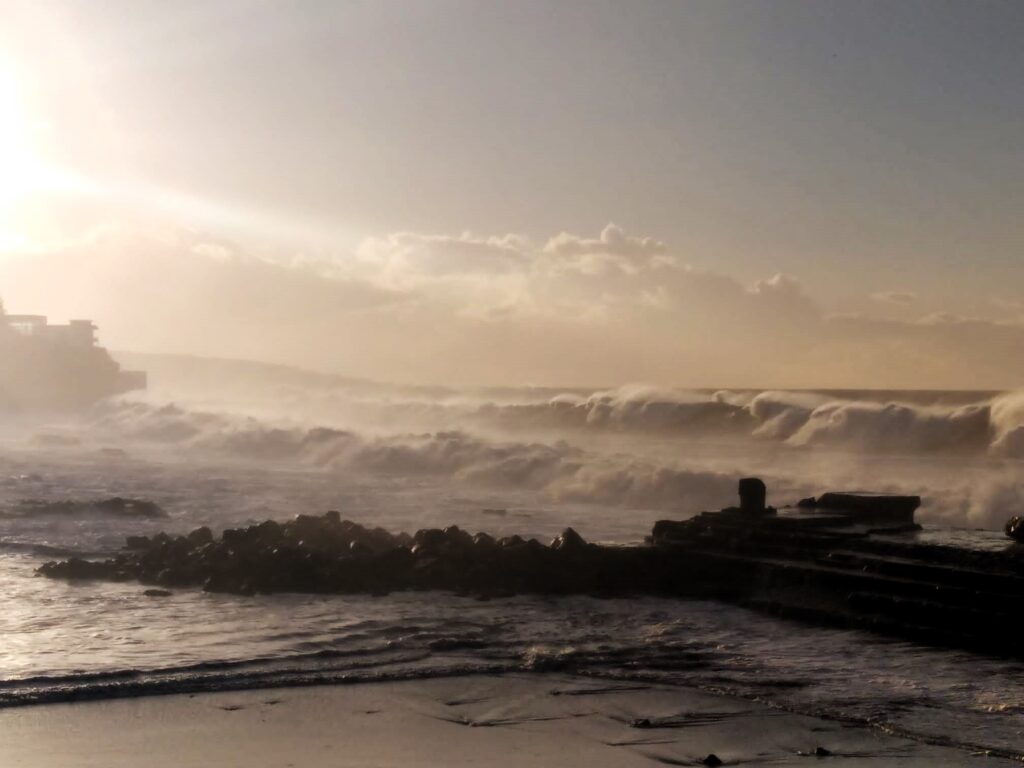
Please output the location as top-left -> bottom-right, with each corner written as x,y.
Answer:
0,674 -> 1006,767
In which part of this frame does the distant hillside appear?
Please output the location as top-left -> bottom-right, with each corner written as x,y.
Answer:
111,352 -> 382,395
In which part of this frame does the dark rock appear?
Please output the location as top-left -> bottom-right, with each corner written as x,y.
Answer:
412,528 -> 446,555
738,477 -> 767,514
520,538 -> 546,554
550,527 -> 587,552
443,525 -> 474,550
702,754 -> 724,767
222,528 -> 246,547
1006,516 -> 1024,542
186,526 -> 214,546
143,588 -> 172,597
813,492 -> 920,525
813,746 -> 832,757
291,514 -> 329,543
472,532 -> 497,549
650,519 -> 694,545
254,520 -> 285,545
349,541 -> 372,555
38,557 -> 116,581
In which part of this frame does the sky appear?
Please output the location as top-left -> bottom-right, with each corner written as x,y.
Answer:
0,0 -> 1021,388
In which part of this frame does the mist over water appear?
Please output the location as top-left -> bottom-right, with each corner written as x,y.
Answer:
1,356 -> 1023,755
41,354 -> 1024,533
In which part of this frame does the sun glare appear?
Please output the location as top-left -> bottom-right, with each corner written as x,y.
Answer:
0,63 -> 47,217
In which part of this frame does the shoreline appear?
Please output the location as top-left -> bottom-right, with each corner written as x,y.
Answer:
0,673 -> 1011,767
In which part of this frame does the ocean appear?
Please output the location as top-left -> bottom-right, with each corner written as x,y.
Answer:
2,364 -> 1023,757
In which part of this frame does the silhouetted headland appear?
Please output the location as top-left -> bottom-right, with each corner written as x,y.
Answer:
38,481 -> 1024,656
0,298 -> 146,410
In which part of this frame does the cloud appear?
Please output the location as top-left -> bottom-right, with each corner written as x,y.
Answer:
541,223 -> 668,274
0,224 -> 410,368
870,290 -> 917,305
347,224 -> 821,338
992,297 -> 1024,315
355,231 -> 532,284
3,221 -> 1024,389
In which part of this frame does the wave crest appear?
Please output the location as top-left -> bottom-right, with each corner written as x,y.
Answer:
483,387 -> 1024,456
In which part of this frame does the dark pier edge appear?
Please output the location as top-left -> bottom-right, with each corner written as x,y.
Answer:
38,481 -> 1024,658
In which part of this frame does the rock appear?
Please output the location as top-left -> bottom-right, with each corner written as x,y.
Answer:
813,492 -> 920,525
349,541 -> 372,555
1006,516 -> 1024,542
702,754 -> 724,767
186,526 -> 214,546
472,532 -> 497,549
254,519 -> 285,544
290,514 -> 329,543
650,519 -> 694,545
550,527 -> 587,552
411,528 -> 446,556
813,746 -> 832,756
222,528 -> 246,547
143,588 -> 172,597
520,538 -> 546,554
738,477 -> 767,514
442,525 -> 474,551
38,557 -> 116,581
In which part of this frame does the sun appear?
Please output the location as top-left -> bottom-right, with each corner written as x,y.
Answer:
0,63 -> 47,216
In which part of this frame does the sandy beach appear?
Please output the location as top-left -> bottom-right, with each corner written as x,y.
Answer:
0,674 -> 1005,767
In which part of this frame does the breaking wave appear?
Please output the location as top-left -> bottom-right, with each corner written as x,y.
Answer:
78,389 -> 1024,530
85,401 -> 750,514
99,385 -> 1024,455
480,386 -> 1024,457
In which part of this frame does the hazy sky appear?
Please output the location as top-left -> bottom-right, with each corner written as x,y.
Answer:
0,1 -> 1021,387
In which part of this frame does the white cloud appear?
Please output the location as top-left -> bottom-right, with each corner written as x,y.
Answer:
543,223 -> 665,260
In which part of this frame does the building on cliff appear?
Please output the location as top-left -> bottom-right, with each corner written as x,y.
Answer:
0,298 -> 147,410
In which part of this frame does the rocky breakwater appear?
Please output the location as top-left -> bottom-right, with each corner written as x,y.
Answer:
35,481 -> 1024,657
37,512 -> 682,598
652,483 -> 1024,656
